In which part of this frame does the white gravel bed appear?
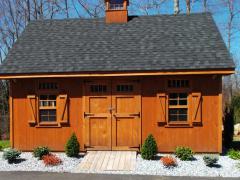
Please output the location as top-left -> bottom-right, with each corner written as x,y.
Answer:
134,154 -> 240,177
0,152 -> 82,173
0,151 -> 240,177
73,154 -> 240,177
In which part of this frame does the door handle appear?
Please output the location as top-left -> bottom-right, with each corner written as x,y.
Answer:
129,112 -> 140,118
84,112 -> 94,118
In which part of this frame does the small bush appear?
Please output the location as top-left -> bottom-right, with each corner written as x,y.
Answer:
65,133 -> 80,157
161,156 -> 177,168
141,134 -> 158,160
227,149 -> 240,160
203,155 -> 219,167
0,145 -> 2,151
175,146 -> 194,161
42,154 -> 62,166
33,146 -> 50,160
3,148 -> 21,163
0,140 -> 10,150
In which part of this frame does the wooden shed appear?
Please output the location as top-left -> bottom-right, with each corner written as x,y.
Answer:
0,0 -> 235,153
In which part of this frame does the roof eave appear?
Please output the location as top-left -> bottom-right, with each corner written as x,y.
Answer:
0,68 -> 235,79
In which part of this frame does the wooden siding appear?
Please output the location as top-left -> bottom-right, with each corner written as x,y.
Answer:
11,75 -> 222,152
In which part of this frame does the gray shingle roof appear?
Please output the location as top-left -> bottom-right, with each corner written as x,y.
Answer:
0,13 -> 235,75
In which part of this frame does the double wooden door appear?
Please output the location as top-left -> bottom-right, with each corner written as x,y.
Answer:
83,80 -> 141,150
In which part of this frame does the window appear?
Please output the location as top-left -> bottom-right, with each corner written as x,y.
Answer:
39,95 -> 57,122
90,85 -> 107,93
39,82 -> 58,90
109,0 -> 124,10
116,85 -> 133,92
168,80 -> 189,88
168,93 -> 188,122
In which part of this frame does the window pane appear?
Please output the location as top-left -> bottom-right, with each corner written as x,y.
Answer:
110,0 -> 124,3
48,116 -> 56,122
90,85 -> 107,93
179,93 -> 187,98
49,95 -> 56,100
40,110 -> 48,115
49,110 -> 56,116
169,115 -> 178,121
179,100 -> 187,105
179,108 -> 187,114
169,109 -> 178,115
40,95 -> 48,100
116,85 -> 133,92
169,108 -> 188,122
170,100 -> 178,105
169,93 -> 178,99
40,110 -> 56,122
168,80 -> 189,88
40,115 -> 48,122
179,115 -> 187,121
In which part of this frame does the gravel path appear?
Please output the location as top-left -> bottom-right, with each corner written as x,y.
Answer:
0,152 -> 240,177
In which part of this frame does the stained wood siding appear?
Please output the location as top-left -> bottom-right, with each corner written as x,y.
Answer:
11,75 -> 222,152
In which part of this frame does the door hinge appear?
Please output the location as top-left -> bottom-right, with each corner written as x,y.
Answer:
84,144 -> 94,149
84,112 -> 94,118
129,112 -> 141,118
129,144 -> 141,149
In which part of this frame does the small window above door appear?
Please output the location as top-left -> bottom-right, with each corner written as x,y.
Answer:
116,85 -> 133,92
90,85 -> 107,93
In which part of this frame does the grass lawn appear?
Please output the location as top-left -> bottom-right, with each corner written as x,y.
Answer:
0,140 -> 10,150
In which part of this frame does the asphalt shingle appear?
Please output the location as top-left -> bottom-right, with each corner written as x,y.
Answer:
0,13 -> 235,74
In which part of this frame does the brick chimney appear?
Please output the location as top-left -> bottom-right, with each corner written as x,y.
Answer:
105,0 -> 129,24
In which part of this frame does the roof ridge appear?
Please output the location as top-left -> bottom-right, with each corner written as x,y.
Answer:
30,12 -> 212,23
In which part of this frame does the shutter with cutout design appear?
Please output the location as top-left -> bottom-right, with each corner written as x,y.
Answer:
157,93 -> 168,124
57,94 -> 69,124
27,95 -> 37,124
191,92 -> 202,124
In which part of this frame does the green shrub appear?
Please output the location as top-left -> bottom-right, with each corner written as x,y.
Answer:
0,145 -> 2,151
203,155 -> 219,167
33,146 -> 50,160
141,134 -> 158,160
65,133 -> 80,157
175,146 -> 194,161
0,140 -> 10,150
227,149 -> 240,160
3,148 -> 21,163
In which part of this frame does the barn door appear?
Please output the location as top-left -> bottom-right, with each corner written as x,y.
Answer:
112,81 -> 141,150
84,81 -> 112,150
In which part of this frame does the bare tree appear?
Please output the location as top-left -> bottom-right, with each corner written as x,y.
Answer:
186,0 -> 191,15
174,0 -> 180,15
131,0 -> 167,15
64,0 -> 69,18
203,0 -> 208,12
